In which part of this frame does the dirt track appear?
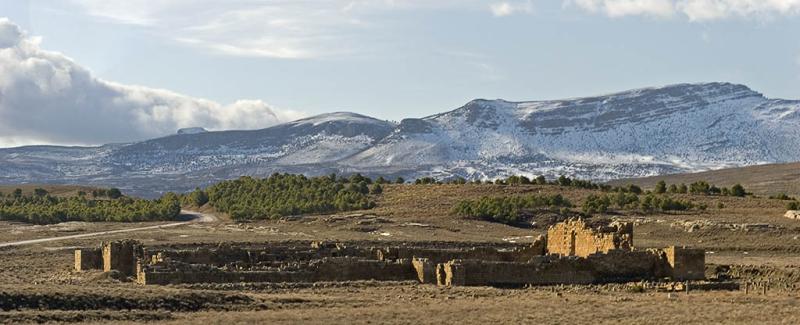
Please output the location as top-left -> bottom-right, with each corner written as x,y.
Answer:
0,210 -> 217,248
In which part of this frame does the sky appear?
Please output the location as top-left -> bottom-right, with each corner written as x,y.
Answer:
0,0 -> 799,147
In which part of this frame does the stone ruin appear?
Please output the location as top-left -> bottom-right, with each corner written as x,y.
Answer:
785,210 -> 800,220
74,218 -> 705,287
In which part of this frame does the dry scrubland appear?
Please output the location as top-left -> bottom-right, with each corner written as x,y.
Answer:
0,183 -> 799,324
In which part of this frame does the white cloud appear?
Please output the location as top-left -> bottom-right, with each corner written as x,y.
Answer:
569,0 -> 676,17
678,0 -> 800,21
67,1 -> 535,59
490,1 -> 534,16
0,18 -> 303,147
567,0 -> 800,20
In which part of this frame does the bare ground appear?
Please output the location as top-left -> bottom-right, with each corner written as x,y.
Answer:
0,184 -> 799,324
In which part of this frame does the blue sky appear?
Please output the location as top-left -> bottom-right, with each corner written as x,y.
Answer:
0,0 -> 799,146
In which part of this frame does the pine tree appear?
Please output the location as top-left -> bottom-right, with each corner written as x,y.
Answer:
655,181 -> 667,194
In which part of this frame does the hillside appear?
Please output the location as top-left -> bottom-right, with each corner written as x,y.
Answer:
0,184 -> 104,198
1,82 -> 799,196
611,162 -> 800,196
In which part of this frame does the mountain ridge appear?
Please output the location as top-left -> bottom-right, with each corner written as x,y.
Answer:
1,82 -> 798,197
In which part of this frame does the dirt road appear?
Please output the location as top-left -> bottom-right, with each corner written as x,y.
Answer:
0,210 -> 218,248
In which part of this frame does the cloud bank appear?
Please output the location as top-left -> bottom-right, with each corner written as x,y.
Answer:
568,0 -> 800,20
0,18 -> 302,147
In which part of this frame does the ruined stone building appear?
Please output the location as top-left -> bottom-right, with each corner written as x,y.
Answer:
75,218 -> 705,287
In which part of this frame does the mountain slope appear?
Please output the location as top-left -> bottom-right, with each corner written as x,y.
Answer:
0,82 -> 798,196
344,82 -> 800,180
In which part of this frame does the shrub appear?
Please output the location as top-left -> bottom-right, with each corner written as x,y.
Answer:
770,193 -> 793,200
730,184 -> 747,197
452,194 -> 572,225
414,177 -> 438,185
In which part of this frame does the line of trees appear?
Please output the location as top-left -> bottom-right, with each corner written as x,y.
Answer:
204,173 -> 382,220
0,191 -> 180,225
653,180 -> 747,197
582,193 -> 706,214
451,194 -> 572,225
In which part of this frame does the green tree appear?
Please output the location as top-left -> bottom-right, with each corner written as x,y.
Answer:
187,188 -> 209,206
107,188 -> 123,199
730,184 -> 746,197
33,188 -> 48,197
654,181 -> 667,194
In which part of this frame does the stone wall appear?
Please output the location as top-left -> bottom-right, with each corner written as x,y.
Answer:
664,246 -> 706,281
74,248 -> 102,272
138,257 -> 416,285
102,240 -> 143,276
437,257 -> 596,287
546,219 -> 633,257
377,236 -> 545,264
412,258 -> 436,284
73,228 -> 703,287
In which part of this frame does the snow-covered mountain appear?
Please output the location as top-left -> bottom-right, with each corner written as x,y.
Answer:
1,83 -> 798,197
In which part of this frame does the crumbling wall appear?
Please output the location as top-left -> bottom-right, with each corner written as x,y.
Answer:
664,246 -> 705,281
103,240 -> 143,276
412,258 -> 436,284
587,249 -> 669,281
376,237 -> 545,264
438,257 -> 596,287
546,219 -> 633,257
80,229 -> 703,287
74,248 -> 102,272
140,268 -> 314,285
138,257 -> 417,285
311,257 -> 416,282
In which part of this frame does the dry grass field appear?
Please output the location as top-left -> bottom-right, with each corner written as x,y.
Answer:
0,182 -> 798,324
